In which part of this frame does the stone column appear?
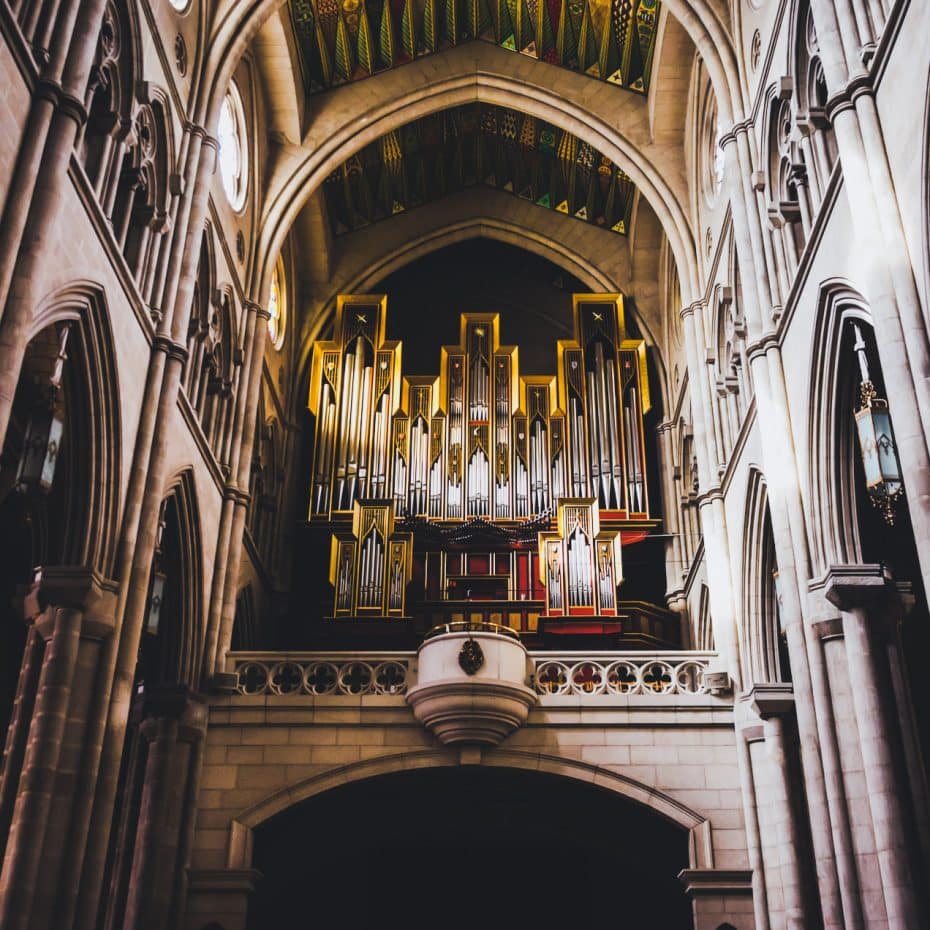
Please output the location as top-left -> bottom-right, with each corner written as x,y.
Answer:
0,567 -> 117,929
678,868 -> 756,930
122,685 -> 207,930
184,870 -> 262,930
74,132 -> 219,930
0,625 -> 43,855
824,565 -> 924,929
0,0 -> 110,448
680,302 -> 741,686
749,684 -> 815,930
735,710 -> 771,930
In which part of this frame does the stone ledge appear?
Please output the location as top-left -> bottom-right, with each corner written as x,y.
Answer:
677,869 -> 754,895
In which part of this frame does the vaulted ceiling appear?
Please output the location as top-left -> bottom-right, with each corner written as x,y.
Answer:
289,0 -> 661,93
323,102 -> 636,237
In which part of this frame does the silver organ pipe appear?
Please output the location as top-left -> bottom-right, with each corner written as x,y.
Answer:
370,393 -> 389,499
408,416 -> 429,515
567,526 -> 593,606
494,359 -> 511,518
429,416 -> 444,517
447,358 -> 464,518
309,296 -> 650,526
625,379 -> 645,513
358,529 -> 385,608
355,351 -> 374,498
598,543 -> 614,610
313,378 -> 336,514
513,419 -> 529,517
547,543 -> 562,611
336,544 -> 353,611
550,417 -> 566,505
392,419 -> 407,511
604,354 -> 623,509
529,417 -> 549,515
389,546 -> 404,610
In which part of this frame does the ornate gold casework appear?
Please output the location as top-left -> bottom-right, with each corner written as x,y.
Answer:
308,293 -> 651,524
538,498 -> 623,617
329,500 -> 413,618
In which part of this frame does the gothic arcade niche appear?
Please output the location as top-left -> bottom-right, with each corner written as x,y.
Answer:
299,292 -> 674,647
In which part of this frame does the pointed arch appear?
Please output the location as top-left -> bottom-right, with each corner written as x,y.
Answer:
741,468 -> 786,687
30,282 -> 122,576
806,280 -> 873,573
158,468 -> 206,687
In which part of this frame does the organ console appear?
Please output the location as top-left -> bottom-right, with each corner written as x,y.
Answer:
306,293 -> 671,644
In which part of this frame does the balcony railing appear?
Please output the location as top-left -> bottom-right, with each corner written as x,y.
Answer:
226,650 -> 717,698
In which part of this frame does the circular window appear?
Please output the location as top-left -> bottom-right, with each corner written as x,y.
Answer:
268,259 -> 286,350
701,95 -> 725,206
168,0 -> 190,12
218,83 -> 248,211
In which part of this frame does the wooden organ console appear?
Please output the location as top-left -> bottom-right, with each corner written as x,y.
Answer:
303,293 -> 678,647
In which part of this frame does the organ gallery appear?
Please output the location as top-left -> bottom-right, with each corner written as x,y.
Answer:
303,292 -> 674,644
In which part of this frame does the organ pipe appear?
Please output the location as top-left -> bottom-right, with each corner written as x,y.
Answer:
309,295 -> 650,523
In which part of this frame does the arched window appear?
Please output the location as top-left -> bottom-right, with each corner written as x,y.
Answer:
700,90 -> 724,207
766,91 -> 807,279
218,82 -> 248,211
793,3 -> 838,202
268,258 -> 286,350
77,6 -> 173,301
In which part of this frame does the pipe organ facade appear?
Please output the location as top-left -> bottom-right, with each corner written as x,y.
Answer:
538,499 -> 623,616
329,500 -> 413,617
308,293 -> 651,523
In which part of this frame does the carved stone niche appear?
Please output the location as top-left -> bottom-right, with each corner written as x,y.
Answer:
406,625 -> 537,746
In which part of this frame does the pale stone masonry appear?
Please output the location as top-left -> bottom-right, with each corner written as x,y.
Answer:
0,0 -> 928,928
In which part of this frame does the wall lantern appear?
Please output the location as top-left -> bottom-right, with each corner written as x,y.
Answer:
16,324 -> 70,494
145,508 -> 168,636
852,324 -> 903,525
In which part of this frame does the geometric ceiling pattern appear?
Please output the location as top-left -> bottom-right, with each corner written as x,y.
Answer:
289,0 -> 660,94
323,102 -> 636,236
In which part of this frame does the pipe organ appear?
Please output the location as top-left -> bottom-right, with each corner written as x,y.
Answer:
308,293 -> 651,522
305,292 -> 670,638
538,499 -> 623,616
329,500 -> 413,617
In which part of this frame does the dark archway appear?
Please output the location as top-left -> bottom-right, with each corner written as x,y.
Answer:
248,766 -> 693,928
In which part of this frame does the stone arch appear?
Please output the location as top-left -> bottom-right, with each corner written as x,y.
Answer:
289,214 -> 671,434
29,282 -> 122,577
806,280 -> 874,573
228,748 -> 715,868
251,57 -> 698,309
157,468 -> 206,687
740,468 -> 785,687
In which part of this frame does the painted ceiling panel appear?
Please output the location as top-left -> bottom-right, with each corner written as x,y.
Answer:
289,0 -> 660,94
323,102 -> 636,236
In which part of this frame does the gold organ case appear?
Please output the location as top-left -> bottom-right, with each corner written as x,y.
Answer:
306,293 -> 668,642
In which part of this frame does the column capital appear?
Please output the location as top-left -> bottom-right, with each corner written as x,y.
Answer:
747,681 -> 795,719
823,563 -> 890,610
24,565 -> 119,638
135,683 -> 207,731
